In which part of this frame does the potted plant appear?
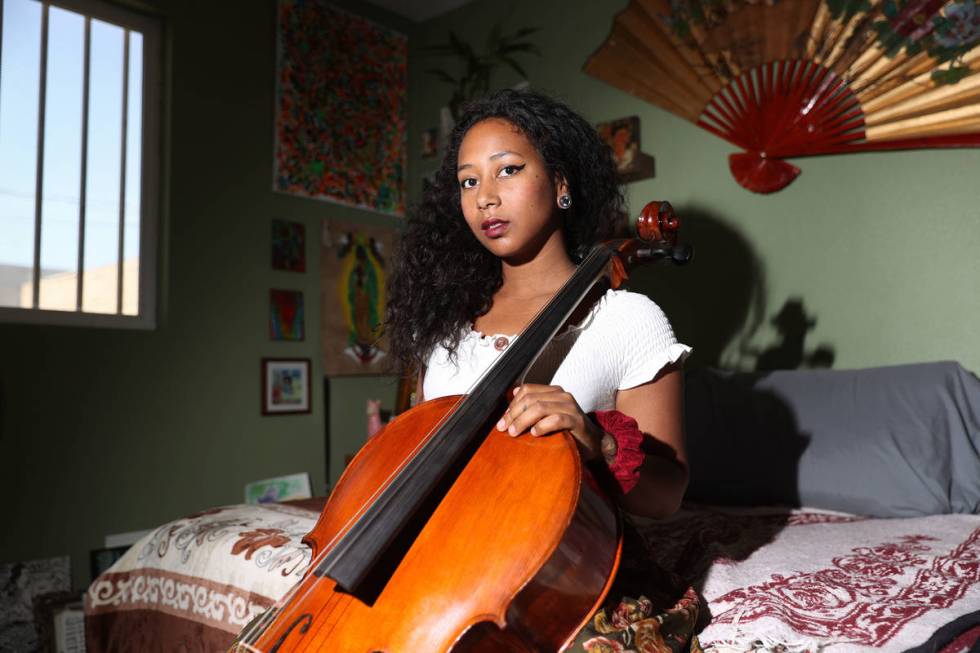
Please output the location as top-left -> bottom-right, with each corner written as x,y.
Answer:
426,24 -> 542,123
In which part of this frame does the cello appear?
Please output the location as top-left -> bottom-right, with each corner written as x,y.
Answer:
232,201 -> 692,653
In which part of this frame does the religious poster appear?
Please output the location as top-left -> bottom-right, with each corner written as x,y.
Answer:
273,0 -> 407,215
320,220 -> 396,375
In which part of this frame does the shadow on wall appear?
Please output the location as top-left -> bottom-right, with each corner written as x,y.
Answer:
626,205 -> 767,368
627,206 -> 836,372
626,206 -> 813,508
747,298 -> 836,371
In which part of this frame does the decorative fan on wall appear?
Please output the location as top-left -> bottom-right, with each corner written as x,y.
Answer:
584,0 -> 980,192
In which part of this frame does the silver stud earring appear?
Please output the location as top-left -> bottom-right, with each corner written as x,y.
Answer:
558,194 -> 572,209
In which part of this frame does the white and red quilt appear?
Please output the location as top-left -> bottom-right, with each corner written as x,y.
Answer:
85,501 -> 980,652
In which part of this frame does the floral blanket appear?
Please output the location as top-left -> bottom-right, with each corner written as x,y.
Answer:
85,502 -> 317,651
84,502 -> 980,652
635,507 -> 980,653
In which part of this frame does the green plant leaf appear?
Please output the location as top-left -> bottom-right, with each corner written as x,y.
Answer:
513,26 -> 540,38
486,23 -> 501,49
448,30 -> 478,66
499,43 -> 542,55
426,69 -> 458,85
424,45 -> 459,57
501,55 -> 528,79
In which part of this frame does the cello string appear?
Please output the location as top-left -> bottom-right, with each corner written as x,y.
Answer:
247,246 -> 612,642
304,592 -> 355,646
237,576 -> 341,649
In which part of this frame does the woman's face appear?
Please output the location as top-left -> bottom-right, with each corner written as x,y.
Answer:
456,118 -> 567,261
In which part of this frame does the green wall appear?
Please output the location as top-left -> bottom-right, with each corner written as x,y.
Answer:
2,0 -> 978,592
0,0 -> 406,590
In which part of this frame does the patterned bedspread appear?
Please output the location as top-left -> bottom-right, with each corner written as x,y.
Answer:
635,507 -> 980,653
85,501 -> 980,652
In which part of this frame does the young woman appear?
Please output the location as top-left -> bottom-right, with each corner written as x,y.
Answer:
386,89 -> 702,652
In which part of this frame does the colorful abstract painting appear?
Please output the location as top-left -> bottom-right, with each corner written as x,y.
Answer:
320,220 -> 395,375
271,219 -> 306,272
274,0 -> 407,215
270,289 -> 305,341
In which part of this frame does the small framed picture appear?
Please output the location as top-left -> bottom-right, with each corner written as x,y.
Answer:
90,546 -> 130,580
262,358 -> 312,415
244,472 -> 312,504
596,116 -> 655,183
272,219 -> 306,272
421,127 -> 438,158
270,289 -> 304,341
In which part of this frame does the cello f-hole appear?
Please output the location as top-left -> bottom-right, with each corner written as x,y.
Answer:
268,613 -> 313,653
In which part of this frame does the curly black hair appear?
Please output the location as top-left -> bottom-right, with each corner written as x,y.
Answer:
386,88 -> 627,374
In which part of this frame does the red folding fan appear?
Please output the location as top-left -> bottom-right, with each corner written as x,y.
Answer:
585,0 -> 980,192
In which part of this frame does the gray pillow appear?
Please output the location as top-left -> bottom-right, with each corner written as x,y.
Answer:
683,361 -> 980,517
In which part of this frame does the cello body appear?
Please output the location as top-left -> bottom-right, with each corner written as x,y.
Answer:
240,395 -> 621,652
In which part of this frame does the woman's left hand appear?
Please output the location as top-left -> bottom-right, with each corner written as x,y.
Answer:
496,384 -> 603,460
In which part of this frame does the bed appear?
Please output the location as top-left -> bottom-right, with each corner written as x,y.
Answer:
85,361 -> 980,652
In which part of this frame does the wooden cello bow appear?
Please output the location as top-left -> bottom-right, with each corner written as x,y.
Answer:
232,201 -> 691,653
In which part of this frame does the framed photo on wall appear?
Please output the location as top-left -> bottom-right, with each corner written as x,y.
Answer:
261,358 -> 312,415
596,115 -> 655,184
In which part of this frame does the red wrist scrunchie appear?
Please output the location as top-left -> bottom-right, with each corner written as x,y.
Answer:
589,409 -> 645,493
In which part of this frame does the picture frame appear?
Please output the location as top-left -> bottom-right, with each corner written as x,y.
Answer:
244,472 -> 313,504
269,289 -> 305,341
90,546 -> 130,581
421,127 -> 438,158
261,358 -> 312,415
596,115 -> 656,184
274,1 -> 407,215
320,220 -> 397,376
271,219 -> 306,272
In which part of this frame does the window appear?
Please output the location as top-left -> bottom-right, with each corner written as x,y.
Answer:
0,0 -> 160,327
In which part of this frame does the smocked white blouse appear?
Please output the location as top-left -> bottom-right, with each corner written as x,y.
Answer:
422,289 -> 691,412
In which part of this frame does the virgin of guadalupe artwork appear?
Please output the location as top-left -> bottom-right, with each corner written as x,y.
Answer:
320,220 -> 396,375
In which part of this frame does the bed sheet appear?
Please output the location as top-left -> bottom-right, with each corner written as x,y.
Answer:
85,501 -> 980,652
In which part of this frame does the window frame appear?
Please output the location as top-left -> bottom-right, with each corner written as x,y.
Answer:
0,0 -> 162,329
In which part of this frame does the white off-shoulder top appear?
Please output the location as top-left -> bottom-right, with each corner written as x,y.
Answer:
422,289 -> 691,412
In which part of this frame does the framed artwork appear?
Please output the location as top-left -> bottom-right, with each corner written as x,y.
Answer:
90,546 -> 130,580
274,0 -> 407,215
244,472 -> 312,504
272,219 -> 306,272
262,358 -> 312,415
320,220 -> 396,375
270,289 -> 305,341
585,1 -> 980,193
421,127 -> 438,158
596,116 -> 655,184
